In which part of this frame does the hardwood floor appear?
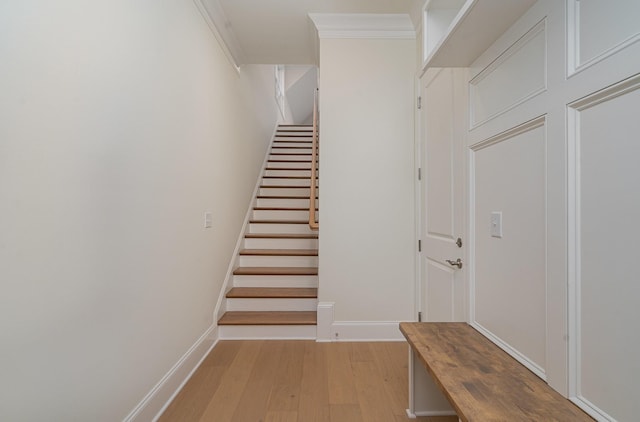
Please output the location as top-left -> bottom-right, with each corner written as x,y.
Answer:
159,341 -> 457,422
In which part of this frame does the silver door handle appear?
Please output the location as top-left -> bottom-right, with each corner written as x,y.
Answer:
446,258 -> 463,269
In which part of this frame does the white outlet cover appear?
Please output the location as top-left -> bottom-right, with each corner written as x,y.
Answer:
490,211 -> 502,238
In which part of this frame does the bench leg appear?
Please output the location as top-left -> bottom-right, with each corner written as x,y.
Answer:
407,349 -> 457,419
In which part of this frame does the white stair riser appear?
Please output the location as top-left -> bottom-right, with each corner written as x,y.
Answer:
278,126 -> 312,131
264,169 -> 311,177
275,130 -> 313,139
233,275 -> 318,288
249,223 -> 314,234
259,187 -> 311,196
261,178 -> 310,187
219,324 -> 316,340
238,255 -> 318,267
226,298 -> 318,312
269,155 -> 312,162
270,148 -> 312,154
272,142 -> 313,148
253,209 -> 309,220
276,125 -> 313,135
243,237 -> 318,249
257,198 -> 310,208
266,162 -> 311,169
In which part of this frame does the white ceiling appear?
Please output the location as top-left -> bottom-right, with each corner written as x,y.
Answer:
203,0 -> 420,65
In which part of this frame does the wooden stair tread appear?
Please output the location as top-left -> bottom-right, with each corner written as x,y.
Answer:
233,267 -> 318,276
249,219 -> 309,224
272,146 -> 312,149
260,185 -> 311,189
262,176 -> 315,179
244,233 -> 318,239
270,152 -> 312,156
265,166 -> 311,169
268,159 -> 312,163
257,195 -> 316,199
218,311 -> 317,325
254,207 -> 317,211
239,248 -> 318,256
226,287 -> 317,299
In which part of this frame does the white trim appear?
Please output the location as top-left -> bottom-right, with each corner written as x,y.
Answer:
571,395 -> 618,422
414,72 -> 423,325
566,73 -> 640,422
191,0 -> 244,70
309,13 -> 415,40
213,123 -> 280,322
330,321 -> 405,342
471,322 -> 546,380
468,116 -> 548,381
469,19 -> 547,129
316,302 -> 405,342
316,302 -> 335,342
123,325 -> 219,422
410,410 -> 458,418
567,0 -> 640,77
468,114 -> 546,151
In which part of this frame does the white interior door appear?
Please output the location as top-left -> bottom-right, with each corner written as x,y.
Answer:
419,68 -> 467,322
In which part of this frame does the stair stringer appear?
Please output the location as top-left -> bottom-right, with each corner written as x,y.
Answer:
212,122 -> 279,325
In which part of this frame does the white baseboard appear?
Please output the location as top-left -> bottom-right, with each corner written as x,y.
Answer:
412,410 -> 458,417
123,325 -> 219,422
316,302 -> 335,342
330,321 -> 405,342
316,302 -> 405,342
470,321 -> 546,381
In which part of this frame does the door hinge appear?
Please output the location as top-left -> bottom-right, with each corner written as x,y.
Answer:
418,167 -> 422,180
418,311 -> 422,322
418,239 -> 422,252
417,96 -> 422,110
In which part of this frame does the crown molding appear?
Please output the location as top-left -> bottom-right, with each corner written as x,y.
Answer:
309,13 -> 416,40
193,0 -> 246,68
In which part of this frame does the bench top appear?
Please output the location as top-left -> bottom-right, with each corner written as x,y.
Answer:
399,322 -> 593,422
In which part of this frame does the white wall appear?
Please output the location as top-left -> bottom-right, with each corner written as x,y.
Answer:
0,1 -> 280,420
318,38 -> 416,329
285,66 -> 318,124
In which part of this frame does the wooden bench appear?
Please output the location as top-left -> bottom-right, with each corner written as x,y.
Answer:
399,322 -> 594,421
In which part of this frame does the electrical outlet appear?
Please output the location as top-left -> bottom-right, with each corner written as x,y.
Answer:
204,212 -> 213,228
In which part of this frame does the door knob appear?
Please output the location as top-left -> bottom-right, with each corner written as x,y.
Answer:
446,258 -> 463,269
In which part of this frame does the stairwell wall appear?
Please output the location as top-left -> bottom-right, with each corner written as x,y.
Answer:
0,1 -> 281,420
318,37 -> 416,339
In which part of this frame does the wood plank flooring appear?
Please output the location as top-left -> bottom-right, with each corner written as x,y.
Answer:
159,341 -> 457,422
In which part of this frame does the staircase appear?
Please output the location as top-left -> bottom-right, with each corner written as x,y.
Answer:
218,124 -> 319,339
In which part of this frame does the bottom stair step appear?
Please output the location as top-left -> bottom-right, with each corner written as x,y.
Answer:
218,311 -> 317,326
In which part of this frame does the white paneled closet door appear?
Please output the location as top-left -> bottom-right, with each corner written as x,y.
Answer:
464,1 -> 640,420
565,1 -> 640,420
418,67 -> 467,324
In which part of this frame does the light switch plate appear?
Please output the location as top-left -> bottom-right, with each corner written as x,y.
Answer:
490,212 -> 502,238
204,212 -> 213,228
